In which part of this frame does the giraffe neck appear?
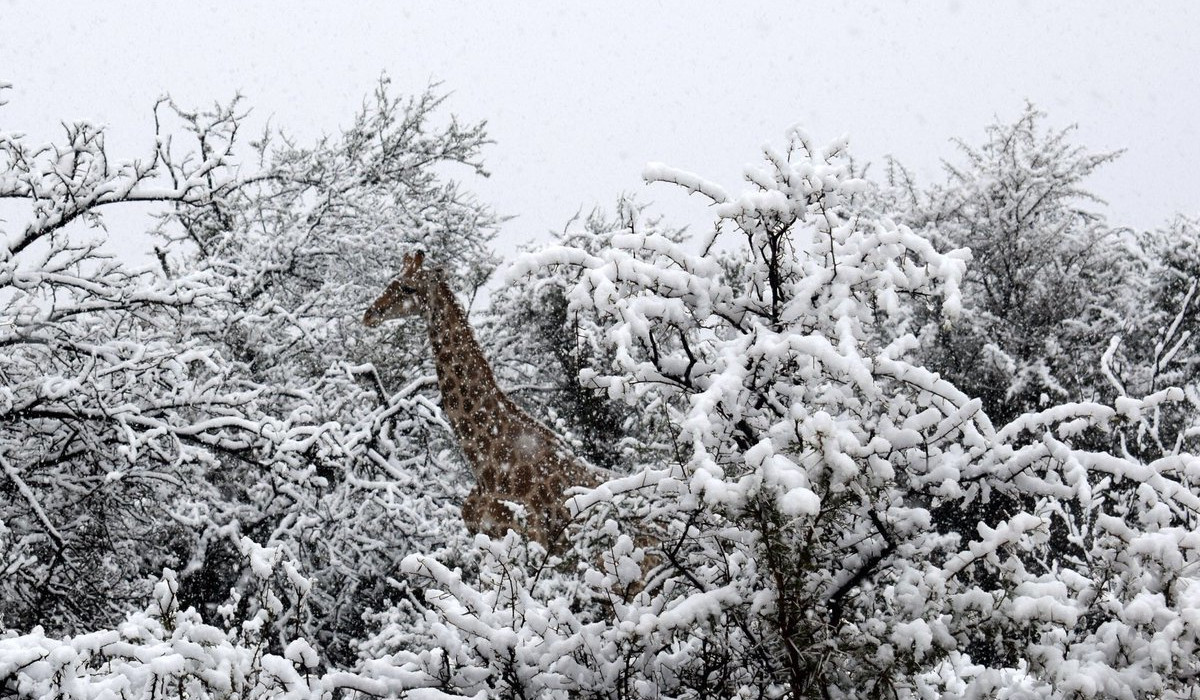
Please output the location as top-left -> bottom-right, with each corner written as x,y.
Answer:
418,277 -> 601,548
423,278 -> 510,471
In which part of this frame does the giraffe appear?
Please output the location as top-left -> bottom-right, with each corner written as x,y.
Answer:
363,251 -> 602,549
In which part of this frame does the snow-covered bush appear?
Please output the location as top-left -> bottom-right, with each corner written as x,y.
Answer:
0,544 -> 448,700
887,105 -> 1138,425
1104,215 -> 1200,459
481,197 -> 682,472
5,77 -> 1199,698
155,79 -> 498,665
0,85 -> 302,631
373,127 -> 1200,698
0,80 -> 494,669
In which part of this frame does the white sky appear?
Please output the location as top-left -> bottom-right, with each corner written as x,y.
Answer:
2,2 -> 1198,262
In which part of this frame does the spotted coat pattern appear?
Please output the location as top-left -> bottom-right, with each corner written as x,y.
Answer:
365,252 -> 599,548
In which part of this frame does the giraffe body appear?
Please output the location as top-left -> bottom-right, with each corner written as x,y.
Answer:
365,252 -> 599,548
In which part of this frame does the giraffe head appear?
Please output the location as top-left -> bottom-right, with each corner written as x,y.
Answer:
363,251 -> 432,327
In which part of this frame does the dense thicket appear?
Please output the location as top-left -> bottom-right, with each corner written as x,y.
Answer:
0,80 -> 496,666
2,87 -> 1198,699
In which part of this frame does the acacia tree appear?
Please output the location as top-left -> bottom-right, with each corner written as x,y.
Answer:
163,80 -> 498,381
372,128 -> 1200,698
888,105 -> 1137,425
0,85 -> 309,631
1102,215 -> 1200,459
4,84 -> 1199,699
480,197 -> 680,472
0,81 -> 499,670
149,80 -> 500,665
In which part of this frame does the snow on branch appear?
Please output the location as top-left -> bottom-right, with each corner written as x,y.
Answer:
643,161 -> 730,204
494,124 -> 1200,697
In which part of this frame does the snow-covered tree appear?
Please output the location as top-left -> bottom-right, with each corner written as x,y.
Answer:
1097,215 -> 1200,459
889,105 -> 1137,425
481,198 -> 679,472
0,80 -> 498,669
0,546 -> 430,700
371,127 -> 1200,698
162,79 -> 498,383
4,82 -> 1199,699
151,80 -> 499,665
0,84 -> 303,632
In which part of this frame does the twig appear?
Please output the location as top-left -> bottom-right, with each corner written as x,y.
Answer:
0,453 -> 65,552
827,510 -> 896,628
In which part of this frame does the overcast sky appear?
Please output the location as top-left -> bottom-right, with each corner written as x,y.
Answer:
2,2 -> 1197,262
